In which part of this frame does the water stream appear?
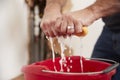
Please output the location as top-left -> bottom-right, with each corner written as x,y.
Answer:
47,36 -> 84,73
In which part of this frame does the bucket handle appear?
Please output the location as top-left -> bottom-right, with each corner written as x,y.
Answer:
102,62 -> 119,74
89,58 -> 119,74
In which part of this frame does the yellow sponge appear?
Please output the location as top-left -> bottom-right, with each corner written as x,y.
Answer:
75,27 -> 88,37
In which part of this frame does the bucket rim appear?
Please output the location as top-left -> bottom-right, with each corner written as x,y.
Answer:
41,57 -> 119,75
22,56 -> 119,76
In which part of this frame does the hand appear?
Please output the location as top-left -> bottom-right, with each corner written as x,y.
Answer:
40,3 -> 62,37
54,8 -> 97,36
41,12 -> 62,37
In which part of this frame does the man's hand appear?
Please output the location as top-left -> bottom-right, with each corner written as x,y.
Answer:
55,8 -> 96,36
41,0 -> 120,37
40,0 -> 67,37
48,0 -> 120,37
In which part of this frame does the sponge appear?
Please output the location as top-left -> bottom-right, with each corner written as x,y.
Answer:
75,27 -> 88,37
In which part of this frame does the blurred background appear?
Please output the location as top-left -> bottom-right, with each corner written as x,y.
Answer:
0,0 -> 104,80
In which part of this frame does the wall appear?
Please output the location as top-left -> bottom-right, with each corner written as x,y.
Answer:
0,0 -> 29,79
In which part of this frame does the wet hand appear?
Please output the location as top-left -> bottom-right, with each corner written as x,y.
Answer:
40,10 -> 62,37
54,8 -> 95,37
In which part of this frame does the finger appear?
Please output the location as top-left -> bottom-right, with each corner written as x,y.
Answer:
45,22 -> 55,37
45,32 -> 50,37
41,23 -> 50,36
54,18 -> 62,36
67,25 -> 74,36
66,15 -> 75,35
41,20 -> 56,37
40,22 -> 47,32
60,16 -> 67,35
50,21 -> 58,37
49,29 -> 56,37
73,18 -> 83,34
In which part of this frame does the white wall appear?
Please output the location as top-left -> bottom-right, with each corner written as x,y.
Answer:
0,0 -> 29,79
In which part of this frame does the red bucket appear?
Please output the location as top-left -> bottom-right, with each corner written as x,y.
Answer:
22,56 -> 119,80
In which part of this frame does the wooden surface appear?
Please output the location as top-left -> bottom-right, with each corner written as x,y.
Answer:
12,74 -> 24,80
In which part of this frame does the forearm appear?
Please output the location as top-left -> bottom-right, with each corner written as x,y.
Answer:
44,0 -> 67,14
89,0 -> 120,19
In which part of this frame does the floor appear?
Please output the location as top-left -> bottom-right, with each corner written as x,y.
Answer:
12,74 -> 24,80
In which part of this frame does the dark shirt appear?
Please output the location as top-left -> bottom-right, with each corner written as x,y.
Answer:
102,12 -> 120,32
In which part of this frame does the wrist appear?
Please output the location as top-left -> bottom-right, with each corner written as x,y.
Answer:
87,5 -> 102,20
44,3 -> 62,14
89,5 -> 106,19
79,7 -> 98,25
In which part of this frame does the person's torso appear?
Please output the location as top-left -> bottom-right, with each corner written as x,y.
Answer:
102,12 -> 120,32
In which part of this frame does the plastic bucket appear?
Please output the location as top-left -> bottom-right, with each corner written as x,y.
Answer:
22,56 -> 119,80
